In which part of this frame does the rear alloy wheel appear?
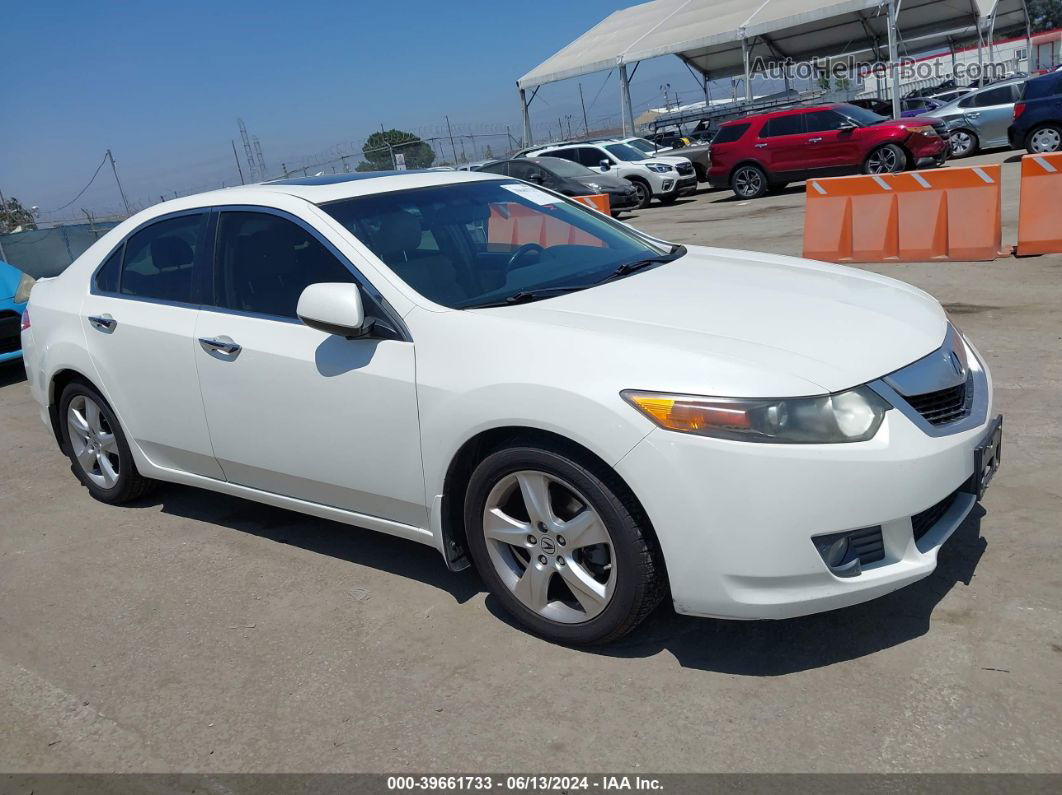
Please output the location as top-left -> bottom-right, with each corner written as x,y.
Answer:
864,144 -> 907,174
949,129 -> 979,158
731,164 -> 768,199
464,444 -> 665,645
60,381 -> 155,504
1027,124 -> 1062,154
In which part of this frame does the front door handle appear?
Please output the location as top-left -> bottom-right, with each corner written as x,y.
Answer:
808,137 -> 823,143
88,314 -> 117,332
199,337 -> 242,355
754,143 -> 768,149
967,112 -> 981,118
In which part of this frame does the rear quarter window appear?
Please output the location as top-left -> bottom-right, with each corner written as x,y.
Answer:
712,123 -> 750,144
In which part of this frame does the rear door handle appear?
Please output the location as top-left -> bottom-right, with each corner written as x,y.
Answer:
808,137 -> 823,143
967,112 -> 981,118
199,337 -> 241,355
754,143 -> 768,149
88,314 -> 116,332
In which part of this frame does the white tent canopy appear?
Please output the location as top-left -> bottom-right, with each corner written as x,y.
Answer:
516,0 -> 1031,142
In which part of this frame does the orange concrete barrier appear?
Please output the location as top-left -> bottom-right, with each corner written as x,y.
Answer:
488,202 -> 605,249
573,193 -> 611,214
803,165 -> 1003,263
1016,152 -> 1062,256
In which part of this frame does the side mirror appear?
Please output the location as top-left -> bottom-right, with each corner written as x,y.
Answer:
297,283 -> 368,339
838,121 -> 857,131
527,173 -> 545,185
599,159 -> 611,171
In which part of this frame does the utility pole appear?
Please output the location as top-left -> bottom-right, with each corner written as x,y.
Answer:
579,82 -> 589,135
238,119 -> 258,182
231,140 -> 246,184
106,150 -> 131,216
253,136 -> 267,179
445,115 -> 459,165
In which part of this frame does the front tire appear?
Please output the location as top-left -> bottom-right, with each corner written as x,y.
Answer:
626,178 -> 652,209
1026,124 -> 1062,154
59,380 -> 155,504
864,143 -> 907,174
464,442 -> 666,645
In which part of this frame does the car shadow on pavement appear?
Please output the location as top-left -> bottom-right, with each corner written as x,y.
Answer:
0,361 -> 27,388
136,484 -> 482,605
710,184 -> 808,203
486,507 -> 987,674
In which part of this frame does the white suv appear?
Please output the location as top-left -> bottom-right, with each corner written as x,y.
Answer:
524,140 -> 696,208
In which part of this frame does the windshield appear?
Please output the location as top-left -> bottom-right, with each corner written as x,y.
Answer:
533,157 -> 595,177
627,138 -> 657,154
604,143 -> 651,162
321,180 -> 676,309
836,103 -> 890,126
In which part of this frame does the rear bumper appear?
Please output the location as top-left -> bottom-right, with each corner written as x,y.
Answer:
1007,123 -> 1024,149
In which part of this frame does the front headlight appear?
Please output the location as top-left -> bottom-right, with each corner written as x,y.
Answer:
622,386 -> 891,444
14,272 -> 35,304
645,163 -> 672,173
584,182 -> 601,192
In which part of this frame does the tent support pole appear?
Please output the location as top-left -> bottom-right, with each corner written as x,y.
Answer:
741,36 -> 753,102
619,63 -> 635,136
519,87 -> 533,147
887,0 -> 901,117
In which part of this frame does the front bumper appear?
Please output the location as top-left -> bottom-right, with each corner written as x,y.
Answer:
616,346 -> 995,620
0,298 -> 25,364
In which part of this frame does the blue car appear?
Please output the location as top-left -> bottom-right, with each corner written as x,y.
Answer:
1008,70 -> 1062,154
0,259 -> 34,364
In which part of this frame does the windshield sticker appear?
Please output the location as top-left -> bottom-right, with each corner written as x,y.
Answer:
500,183 -> 560,206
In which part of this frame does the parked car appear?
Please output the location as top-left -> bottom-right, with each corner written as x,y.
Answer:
922,77 -> 1027,157
1008,70 -> 1062,154
707,103 -> 949,199
21,170 -> 1001,644
619,136 -> 712,182
1,260 -> 34,365
901,97 -> 945,117
848,98 -> 893,116
929,88 -> 974,104
645,129 -> 690,149
524,140 -> 697,208
475,156 -> 640,214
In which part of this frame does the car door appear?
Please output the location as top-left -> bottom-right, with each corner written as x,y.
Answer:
193,206 -> 426,528
81,210 -> 223,479
757,113 -> 818,175
802,109 -> 862,170
961,84 -> 1019,147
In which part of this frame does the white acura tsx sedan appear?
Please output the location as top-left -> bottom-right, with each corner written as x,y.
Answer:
20,170 -> 1001,644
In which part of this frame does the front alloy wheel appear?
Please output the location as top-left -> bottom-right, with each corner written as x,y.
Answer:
482,470 -> 616,622
464,443 -> 666,645
865,144 -> 906,174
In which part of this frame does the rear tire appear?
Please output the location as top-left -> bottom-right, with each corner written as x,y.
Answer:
463,441 -> 666,645
949,129 -> 979,158
1026,124 -> 1062,154
731,164 -> 768,199
59,380 -> 155,504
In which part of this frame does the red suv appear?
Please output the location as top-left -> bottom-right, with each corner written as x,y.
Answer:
708,103 -> 949,199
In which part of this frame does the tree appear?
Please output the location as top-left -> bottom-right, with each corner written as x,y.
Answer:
355,129 -> 435,171
1028,0 -> 1062,31
0,196 -> 37,234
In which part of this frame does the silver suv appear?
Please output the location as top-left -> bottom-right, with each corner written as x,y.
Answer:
923,78 -> 1026,157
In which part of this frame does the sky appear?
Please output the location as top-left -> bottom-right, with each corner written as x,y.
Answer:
2,0 -> 720,222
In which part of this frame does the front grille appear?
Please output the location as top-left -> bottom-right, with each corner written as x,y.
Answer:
676,162 -> 694,176
912,490 -> 960,542
0,311 -> 21,354
905,379 -> 970,426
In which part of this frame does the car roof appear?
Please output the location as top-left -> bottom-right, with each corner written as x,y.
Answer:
719,103 -> 839,125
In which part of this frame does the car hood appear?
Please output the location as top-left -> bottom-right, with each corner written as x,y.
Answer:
478,246 -> 947,397
572,174 -> 633,193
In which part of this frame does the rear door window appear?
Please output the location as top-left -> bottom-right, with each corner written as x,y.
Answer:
760,114 -> 806,137
120,213 -> 206,303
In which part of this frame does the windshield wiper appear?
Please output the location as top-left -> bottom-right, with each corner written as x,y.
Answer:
598,244 -> 687,284
459,285 -> 588,309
